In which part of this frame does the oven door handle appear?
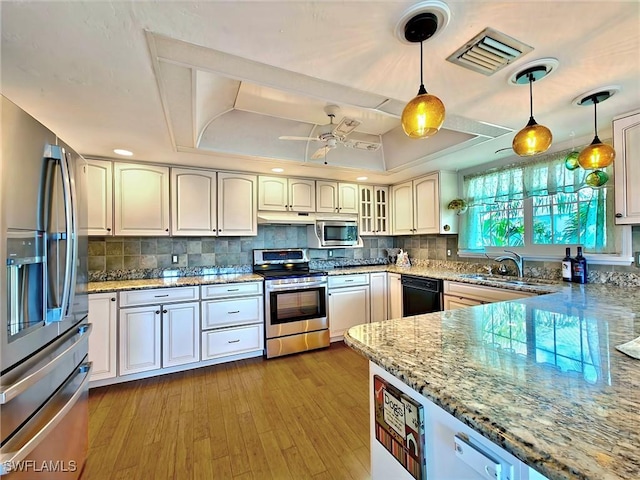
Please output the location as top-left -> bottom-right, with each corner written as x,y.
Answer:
267,281 -> 327,291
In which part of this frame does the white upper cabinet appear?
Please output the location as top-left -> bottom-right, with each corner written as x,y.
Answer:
86,159 -> 113,236
390,181 -> 414,235
391,172 -> 458,235
114,163 -> 170,236
218,172 -> 257,236
316,181 -> 359,214
171,168 -> 217,236
359,185 -> 389,235
614,110 -> 640,224
258,176 -> 315,212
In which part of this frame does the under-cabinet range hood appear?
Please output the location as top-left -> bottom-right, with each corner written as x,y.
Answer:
257,211 -> 317,225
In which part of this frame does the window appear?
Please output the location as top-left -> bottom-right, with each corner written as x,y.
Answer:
459,148 -> 619,255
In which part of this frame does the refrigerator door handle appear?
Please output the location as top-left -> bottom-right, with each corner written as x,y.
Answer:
0,323 -> 92,405
61,149 -> 79,318
0,362 -> 92,475
57,147 -> 75,320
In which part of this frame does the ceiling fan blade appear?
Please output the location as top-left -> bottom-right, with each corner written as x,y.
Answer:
343,139 -> 381,152
311,146 -> 332,160
332,117 -> 361,137
279,135 -> 321,142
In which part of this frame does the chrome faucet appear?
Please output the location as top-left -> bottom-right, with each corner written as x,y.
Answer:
493,250 -> 524,278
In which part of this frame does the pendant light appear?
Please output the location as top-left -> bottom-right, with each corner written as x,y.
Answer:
512,66 -> 553,156
400,12 -> 445,139
577,91 -> 616,170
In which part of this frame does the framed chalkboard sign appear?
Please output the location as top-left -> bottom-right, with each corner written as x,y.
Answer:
373,375 -> 426,480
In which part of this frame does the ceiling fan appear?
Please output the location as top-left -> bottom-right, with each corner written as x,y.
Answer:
279,105 -> 381,163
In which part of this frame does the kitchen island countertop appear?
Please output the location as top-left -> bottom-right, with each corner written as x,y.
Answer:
344,283 -> 640,480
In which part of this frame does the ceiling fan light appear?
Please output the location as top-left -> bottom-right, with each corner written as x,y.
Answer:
401,92 -> 446,139
512,117 -> 552,156
577,136 -> 616,169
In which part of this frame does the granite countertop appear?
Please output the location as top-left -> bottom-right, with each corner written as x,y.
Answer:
88,263 -> 563,294
87,272 -> 263,293
344,284 -> 640,480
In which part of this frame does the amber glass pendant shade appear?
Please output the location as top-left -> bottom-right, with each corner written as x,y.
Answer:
576,91 -> 616,169
401,88 -> 446,138
512,118 -> 553,156
577,137 -> 616,169
585,169 -> 609,187
401,13 -> 445,139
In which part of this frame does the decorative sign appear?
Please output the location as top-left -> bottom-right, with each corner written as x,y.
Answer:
373,375 -> 426,480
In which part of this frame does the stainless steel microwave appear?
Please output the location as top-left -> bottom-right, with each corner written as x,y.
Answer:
308,219 -> 361,248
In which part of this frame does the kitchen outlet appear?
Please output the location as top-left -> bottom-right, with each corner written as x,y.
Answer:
328,250 -> 333,257
447,249 -> 452,257
171,254 -> 179,264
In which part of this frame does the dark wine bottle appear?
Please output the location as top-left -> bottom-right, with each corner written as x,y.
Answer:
572,246 -> 588,284
561,247 -> 574,282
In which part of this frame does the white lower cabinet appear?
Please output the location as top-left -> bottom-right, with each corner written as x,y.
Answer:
388,273 -> 402,319
370,272 -> 388,323
443,281 -> 535,310
118,286 -> 201,376
88,293 -> 118,382
162,302 -> 201,368
202,324 -> 263,360
119,301 -> 200,376
200,281 -> 264,360
119,305 -> 162,375
328,274 -> 370,340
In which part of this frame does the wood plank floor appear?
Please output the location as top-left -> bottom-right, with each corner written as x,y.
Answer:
81,343 -> 370,480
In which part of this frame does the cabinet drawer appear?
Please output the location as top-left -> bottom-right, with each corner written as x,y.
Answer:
201,325 -> 264,359
328,274 -> 369,288
201,281 -> 263,299
119,286 -> 199,307
443,281 -> 534,303
202,297 -> 263,329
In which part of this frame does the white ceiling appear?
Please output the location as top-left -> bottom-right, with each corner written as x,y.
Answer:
1,1 -> 639,184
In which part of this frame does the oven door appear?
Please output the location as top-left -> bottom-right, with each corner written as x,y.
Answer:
265,283 -> 328,338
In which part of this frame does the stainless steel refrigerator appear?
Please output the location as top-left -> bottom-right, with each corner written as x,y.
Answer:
0,96 -> 91,478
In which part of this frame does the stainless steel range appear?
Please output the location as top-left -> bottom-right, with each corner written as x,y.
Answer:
253,249 -> 329,358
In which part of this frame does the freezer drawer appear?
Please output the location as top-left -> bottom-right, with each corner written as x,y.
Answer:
0,322 -> 91,445
0,360 -> 91,478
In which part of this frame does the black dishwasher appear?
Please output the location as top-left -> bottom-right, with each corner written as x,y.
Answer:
401,275 -> 443,316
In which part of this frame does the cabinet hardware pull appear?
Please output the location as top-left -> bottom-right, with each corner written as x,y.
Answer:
155,310 -> 160,314
106,227 -> 111,231
615,213 -> 623,218
345,279 -> 354,282
165,229 -> 169,232
111,297 -> 116,301
162,310 -> 167,314
228,310 -> 240,314
227,288 -> 240,292
154,294 -> 169,297
228,339 -> 240,343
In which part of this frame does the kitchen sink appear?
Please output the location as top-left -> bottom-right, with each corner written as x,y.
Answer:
458,274 -> 555,287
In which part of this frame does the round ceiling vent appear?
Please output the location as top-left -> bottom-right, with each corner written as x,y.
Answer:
395,1 -> 451,45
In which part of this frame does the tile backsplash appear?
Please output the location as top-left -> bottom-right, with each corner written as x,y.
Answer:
88,225 -> 397,272
88,225 -> 640,282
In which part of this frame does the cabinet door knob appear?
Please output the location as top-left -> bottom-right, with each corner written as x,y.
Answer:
165,229 -> 169,232
111,297 -> 116,302
615,213 -> 623,218
106,227 -> 111,232
155,310 -> 160,315
162,309 -> 167,314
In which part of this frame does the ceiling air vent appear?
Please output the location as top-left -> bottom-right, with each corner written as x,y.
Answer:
447,28 -> 533,76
